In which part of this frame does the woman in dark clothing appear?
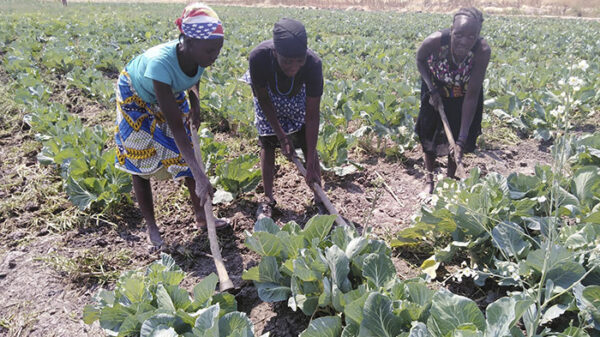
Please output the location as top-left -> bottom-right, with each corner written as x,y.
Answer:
415,7 -> 491,194
242,18 -> 324,218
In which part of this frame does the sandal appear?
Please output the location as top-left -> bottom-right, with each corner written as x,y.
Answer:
198,218 -> 231,232
147,239 -> 164,254
312,199 -> 328,215
146,226 -> 164,253
417,174 -> 435,203
256,198 -> 276,220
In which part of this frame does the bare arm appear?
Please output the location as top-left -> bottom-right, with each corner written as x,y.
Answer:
458,39 -> 491,145
305,96 -> 320,161
188,81 -> 200,103
305,95 -> 321,184
187,81 -> 201,130
416,31 -> 442,94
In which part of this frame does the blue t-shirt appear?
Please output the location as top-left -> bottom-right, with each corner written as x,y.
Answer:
126,40 -> 204,104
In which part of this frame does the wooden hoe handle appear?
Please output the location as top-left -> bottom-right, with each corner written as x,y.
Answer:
436,103 -> 465,178
291,157 -> 348,228
191,134 -> 234,292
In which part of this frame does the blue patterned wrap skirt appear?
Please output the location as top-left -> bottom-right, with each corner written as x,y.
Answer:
114,70 -> 193,180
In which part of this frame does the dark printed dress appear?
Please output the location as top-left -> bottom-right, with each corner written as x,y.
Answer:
242,40 -> 323,137
241,71 -> 307,136
415,28 -> 484,156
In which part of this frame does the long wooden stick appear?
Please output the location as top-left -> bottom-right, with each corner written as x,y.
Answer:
437,103 -> 465,178
191,134 -> 234,292
291,157 -> 348,227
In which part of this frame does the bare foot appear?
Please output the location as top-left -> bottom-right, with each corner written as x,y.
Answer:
425,180 -> 434,194
417,178 -> 434,203
147,225 -> 163,252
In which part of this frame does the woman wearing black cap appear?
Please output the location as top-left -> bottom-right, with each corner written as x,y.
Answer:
242,18 -> 324,218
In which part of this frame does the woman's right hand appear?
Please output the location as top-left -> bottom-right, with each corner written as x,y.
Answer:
194,174 -> 213,206
279,136 -> 295,161
429,92 -> 442,111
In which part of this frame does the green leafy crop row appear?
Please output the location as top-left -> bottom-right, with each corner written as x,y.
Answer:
394,133 -> 600,335
83,254 -> 258,337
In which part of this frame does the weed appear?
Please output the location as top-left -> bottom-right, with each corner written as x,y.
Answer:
37,248 -> 132,286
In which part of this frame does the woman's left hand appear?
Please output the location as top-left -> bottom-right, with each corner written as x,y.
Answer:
429,92 -> 442,111
455,143 -> 464,166
305,159 -> 321,187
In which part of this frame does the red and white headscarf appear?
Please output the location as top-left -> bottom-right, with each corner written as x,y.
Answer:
175,3 -> 224,40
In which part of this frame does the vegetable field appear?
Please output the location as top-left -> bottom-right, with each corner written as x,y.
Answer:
0,1 -> 599,337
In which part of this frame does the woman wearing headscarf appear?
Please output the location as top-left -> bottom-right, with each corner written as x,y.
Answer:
243,18 -> 324,218
114,3 -> 227,250
415,7 -> 491,194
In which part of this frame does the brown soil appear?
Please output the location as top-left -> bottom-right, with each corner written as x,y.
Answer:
0,3 -> 594,333
0,115 -> 563,336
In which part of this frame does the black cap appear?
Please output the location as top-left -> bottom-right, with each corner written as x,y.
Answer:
273,18 -> 307,58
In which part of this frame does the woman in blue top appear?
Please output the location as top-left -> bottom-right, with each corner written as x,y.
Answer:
114,3 -> 226,250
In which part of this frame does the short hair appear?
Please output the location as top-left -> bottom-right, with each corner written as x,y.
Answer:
453,7 -> 484,29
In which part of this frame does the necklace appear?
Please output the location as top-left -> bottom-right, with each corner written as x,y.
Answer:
450,45 -> 467,66
274,70 -> 295,96
272,54 -> 295,96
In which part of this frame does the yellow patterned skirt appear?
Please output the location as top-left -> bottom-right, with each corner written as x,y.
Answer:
114,70 -> 192,180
